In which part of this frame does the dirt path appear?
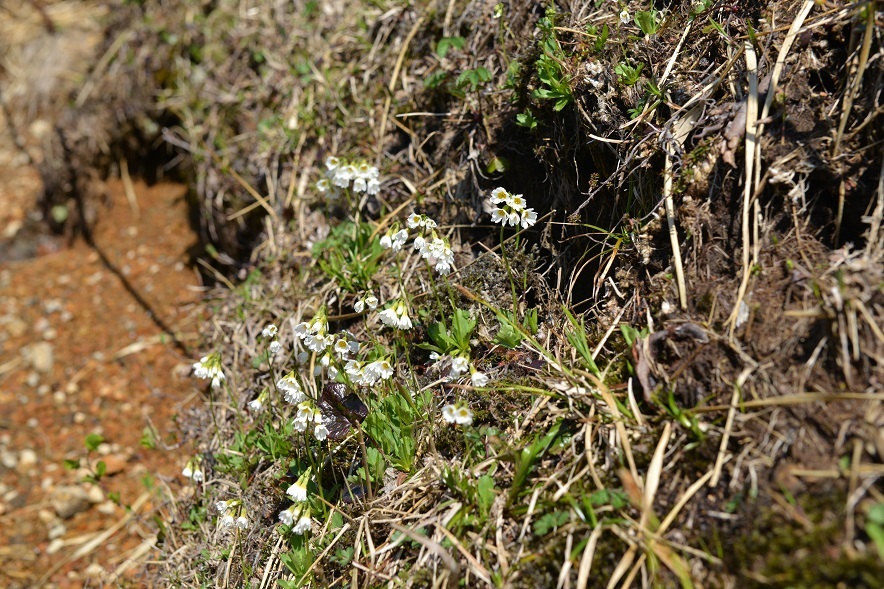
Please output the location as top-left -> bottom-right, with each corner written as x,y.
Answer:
0,178 -> 202,588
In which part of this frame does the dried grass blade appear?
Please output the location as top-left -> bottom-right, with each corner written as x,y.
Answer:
728,41 -> 759,336
576,525 -> 605,589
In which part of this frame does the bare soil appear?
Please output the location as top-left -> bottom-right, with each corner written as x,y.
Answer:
0,178 -> 201,588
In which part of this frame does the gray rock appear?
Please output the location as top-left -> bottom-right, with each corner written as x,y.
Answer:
23,342 -> 53,373
50,485 -> 90,519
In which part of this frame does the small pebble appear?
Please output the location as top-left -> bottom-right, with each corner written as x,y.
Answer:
19,448 -> 38,467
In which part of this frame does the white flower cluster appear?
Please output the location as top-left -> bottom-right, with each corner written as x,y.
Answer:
192,352 -> 226,389
353,292 -> 378,313
182,455 -> 204,482
277,371 -> 306,404
279,503 -> 312,535
294,311 -> 330,353
488,187 -> 538,229
431,352 -> 490,387
380,227 -> 409,252
441,402 -> 474,426
378,299 -> 412,330
216,499 -> 249,530
345,357 -> 394,387
293,400 -> 329,441
261,323 -> 282,356
317,157 -> 380,198
408,214 -> 455,275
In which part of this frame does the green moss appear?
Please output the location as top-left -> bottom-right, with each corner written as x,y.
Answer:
727,491 -> 884,587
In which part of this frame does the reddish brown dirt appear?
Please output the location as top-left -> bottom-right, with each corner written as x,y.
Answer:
0,179 -> 202,588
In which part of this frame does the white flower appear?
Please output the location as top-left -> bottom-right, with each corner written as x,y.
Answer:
354,299 -> 365,313
236,515 -> 249,529
442,402 -> 473,426
450,355 -> 469,377
334,338 -> 351,357
219,514 -> 235,528
520,208 -> 538,229
506,193 -> 527,211
392,229 -> 409,251
378,308 -> 397,327
192,352 -> 225,389
379,232 -> 393,249
287,481 -> 308,502
620,9 -> 630,24
441,404 -> 458,423
407,213 -> 423,229
262,324 -> 278,338
317,177 -> 331,194
423,218 -> 438,229
182,456 -> 204,482
490,187 -> 508,204
367,359 -> 394,379
507,211 -> 521,227
379,300 -> 412,330
454,405 -> 473,425
325,156 -> 340,171
490,208 -> 508,224
292,510 -> 312,535
413,235 -> 426,250
303,333 -> 330,352
216,500 -> 230,513
249,390 -> 267,413
314,423 -> 329,441
364,295 -> 378,309
269,341 -> 282,356
352,177 -> 367,192
366,178 -> 380,195
279,506 -> 296,526
471,371 -> 489,387
277,374 -> 305,404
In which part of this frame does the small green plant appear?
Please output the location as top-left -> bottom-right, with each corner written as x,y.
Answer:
515,110 -> 538,130
531,7 -> 573,111
312,220 -> 384,292
614,60 -> 644,86
418,308 -> 476,356
634,9 -> 662,37
585,23 -> 609,53
865,503 -> 884,558
564,308 -> 600,375
494,308 -> 537,348
435,36 -> 465,58
456,66 -> 492,93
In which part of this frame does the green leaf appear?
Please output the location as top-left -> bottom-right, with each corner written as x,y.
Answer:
95,461 -> 107,478
476,475 -> 496,517
423,71 -> 448,89
63,458 -> 80,470
494,317 -> 522,348
451,309 -> 476,351
515,111 -> 538,130
486,156 -> 507,174
868,503 -> 884,525
139,427 -> 157,449
84,433 -> 105,452
533,510 -> 570,536
634,10 -> 660,37
436,36 -> 465,58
